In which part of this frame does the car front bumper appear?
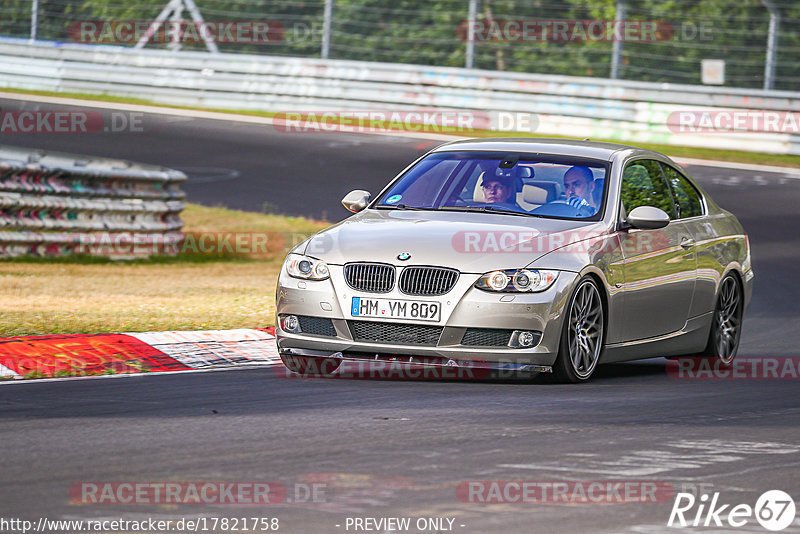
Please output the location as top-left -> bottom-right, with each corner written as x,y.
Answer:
275,265 -> 579,370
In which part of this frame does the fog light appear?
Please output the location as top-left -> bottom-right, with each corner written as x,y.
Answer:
508,330 -> 540,348
518,331 -> 536,347
281,315 -> 300,333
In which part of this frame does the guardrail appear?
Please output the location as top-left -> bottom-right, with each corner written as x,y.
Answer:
0,144 -> 186,258
1,38 -> 799,154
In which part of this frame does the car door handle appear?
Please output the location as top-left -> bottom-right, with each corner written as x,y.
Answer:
680,237 -> 696,249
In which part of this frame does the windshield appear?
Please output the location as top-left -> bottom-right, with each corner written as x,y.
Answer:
374,151 -> 609,220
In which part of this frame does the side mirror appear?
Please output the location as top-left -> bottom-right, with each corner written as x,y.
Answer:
625,206 -> 670,230
341,190 -> 371,213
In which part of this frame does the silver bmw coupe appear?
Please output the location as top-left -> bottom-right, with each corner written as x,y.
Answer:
275,138 -> 753,382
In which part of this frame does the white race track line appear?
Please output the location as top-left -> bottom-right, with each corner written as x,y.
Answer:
3,90 -> 800,176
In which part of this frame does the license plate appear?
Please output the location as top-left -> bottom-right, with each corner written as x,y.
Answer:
351,297 -> 441,322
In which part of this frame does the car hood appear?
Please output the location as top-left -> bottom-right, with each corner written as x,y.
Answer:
302,209 -> 608,273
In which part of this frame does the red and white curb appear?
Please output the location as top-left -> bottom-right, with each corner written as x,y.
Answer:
0,362 -> 18,378
0,328 -> 280,382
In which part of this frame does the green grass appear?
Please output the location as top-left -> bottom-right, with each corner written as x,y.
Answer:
3,87 -> 799,168
0,203 -> 329,336
3,203 -> 329,266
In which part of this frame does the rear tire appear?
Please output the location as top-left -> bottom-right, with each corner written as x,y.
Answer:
280,355 -> 341,377
701,274 -> 743,366
552,277 -> 605,383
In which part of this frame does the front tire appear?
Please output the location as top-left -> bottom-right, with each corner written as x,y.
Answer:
702,274 -> 743,365
553,277 -> 605,383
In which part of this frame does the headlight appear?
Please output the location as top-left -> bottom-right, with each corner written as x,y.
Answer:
475,269 -> 558,293
285,253 -> 330,280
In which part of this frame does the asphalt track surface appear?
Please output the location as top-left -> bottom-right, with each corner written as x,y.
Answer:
1,97 -> 800,533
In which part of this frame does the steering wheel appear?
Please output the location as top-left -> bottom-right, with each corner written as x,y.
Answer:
531,199 -> 595,217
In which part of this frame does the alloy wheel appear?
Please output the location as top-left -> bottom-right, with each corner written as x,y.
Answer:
567,280 -> 604,379
714,276 -> 742,365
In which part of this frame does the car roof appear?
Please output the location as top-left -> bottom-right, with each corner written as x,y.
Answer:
431,137 -> 664,162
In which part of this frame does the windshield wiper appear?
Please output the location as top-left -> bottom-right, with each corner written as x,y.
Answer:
375,204 -> 435,211
438,205 -> 538,218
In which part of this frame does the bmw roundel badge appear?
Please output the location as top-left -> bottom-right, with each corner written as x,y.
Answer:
397,252 -> 411,261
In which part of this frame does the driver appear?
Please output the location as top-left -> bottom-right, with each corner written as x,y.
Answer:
481,175 -> 519,207
563,166 -> 598,213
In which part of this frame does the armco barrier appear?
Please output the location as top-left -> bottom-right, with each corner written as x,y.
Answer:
0,144 -> 185,258
2,38 -> 800,154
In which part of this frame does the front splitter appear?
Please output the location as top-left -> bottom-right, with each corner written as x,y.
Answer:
279,347 -> 552,374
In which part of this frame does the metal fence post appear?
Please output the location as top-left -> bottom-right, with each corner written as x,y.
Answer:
135,0 -> 219,53
762,0 -> 780,90
610,0 -> 626,79
321,0 -> 333,59
465,0 -> 478,69
183,0 -> 219,53
30,0 -> 38,42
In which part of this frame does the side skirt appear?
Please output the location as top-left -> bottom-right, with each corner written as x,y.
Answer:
600,312 -> 713,363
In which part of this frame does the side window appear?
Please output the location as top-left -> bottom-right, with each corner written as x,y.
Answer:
460,164 -> 490,201
620,159 -> 676,218
661,164 -> 704,219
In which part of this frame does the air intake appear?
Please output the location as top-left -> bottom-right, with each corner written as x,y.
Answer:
399,266 -> 459,296
344,262 -> 395,293
349,320 -> 443,346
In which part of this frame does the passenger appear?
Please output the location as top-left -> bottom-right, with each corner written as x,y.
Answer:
481,175 -> 520,208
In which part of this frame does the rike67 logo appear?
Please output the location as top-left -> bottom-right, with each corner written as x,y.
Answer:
668,490 -> 796,531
